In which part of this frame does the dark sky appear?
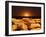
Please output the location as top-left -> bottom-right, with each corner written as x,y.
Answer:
12,6 -> 41,17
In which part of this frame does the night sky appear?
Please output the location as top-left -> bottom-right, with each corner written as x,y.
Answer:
12,6 -> 41,18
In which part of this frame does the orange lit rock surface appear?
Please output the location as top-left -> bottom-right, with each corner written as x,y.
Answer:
12,18 -> 41,31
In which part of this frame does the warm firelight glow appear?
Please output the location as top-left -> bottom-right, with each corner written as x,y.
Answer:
24,13 -> 30,16
23,11 -> 32,16
20,11 -> 32,16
